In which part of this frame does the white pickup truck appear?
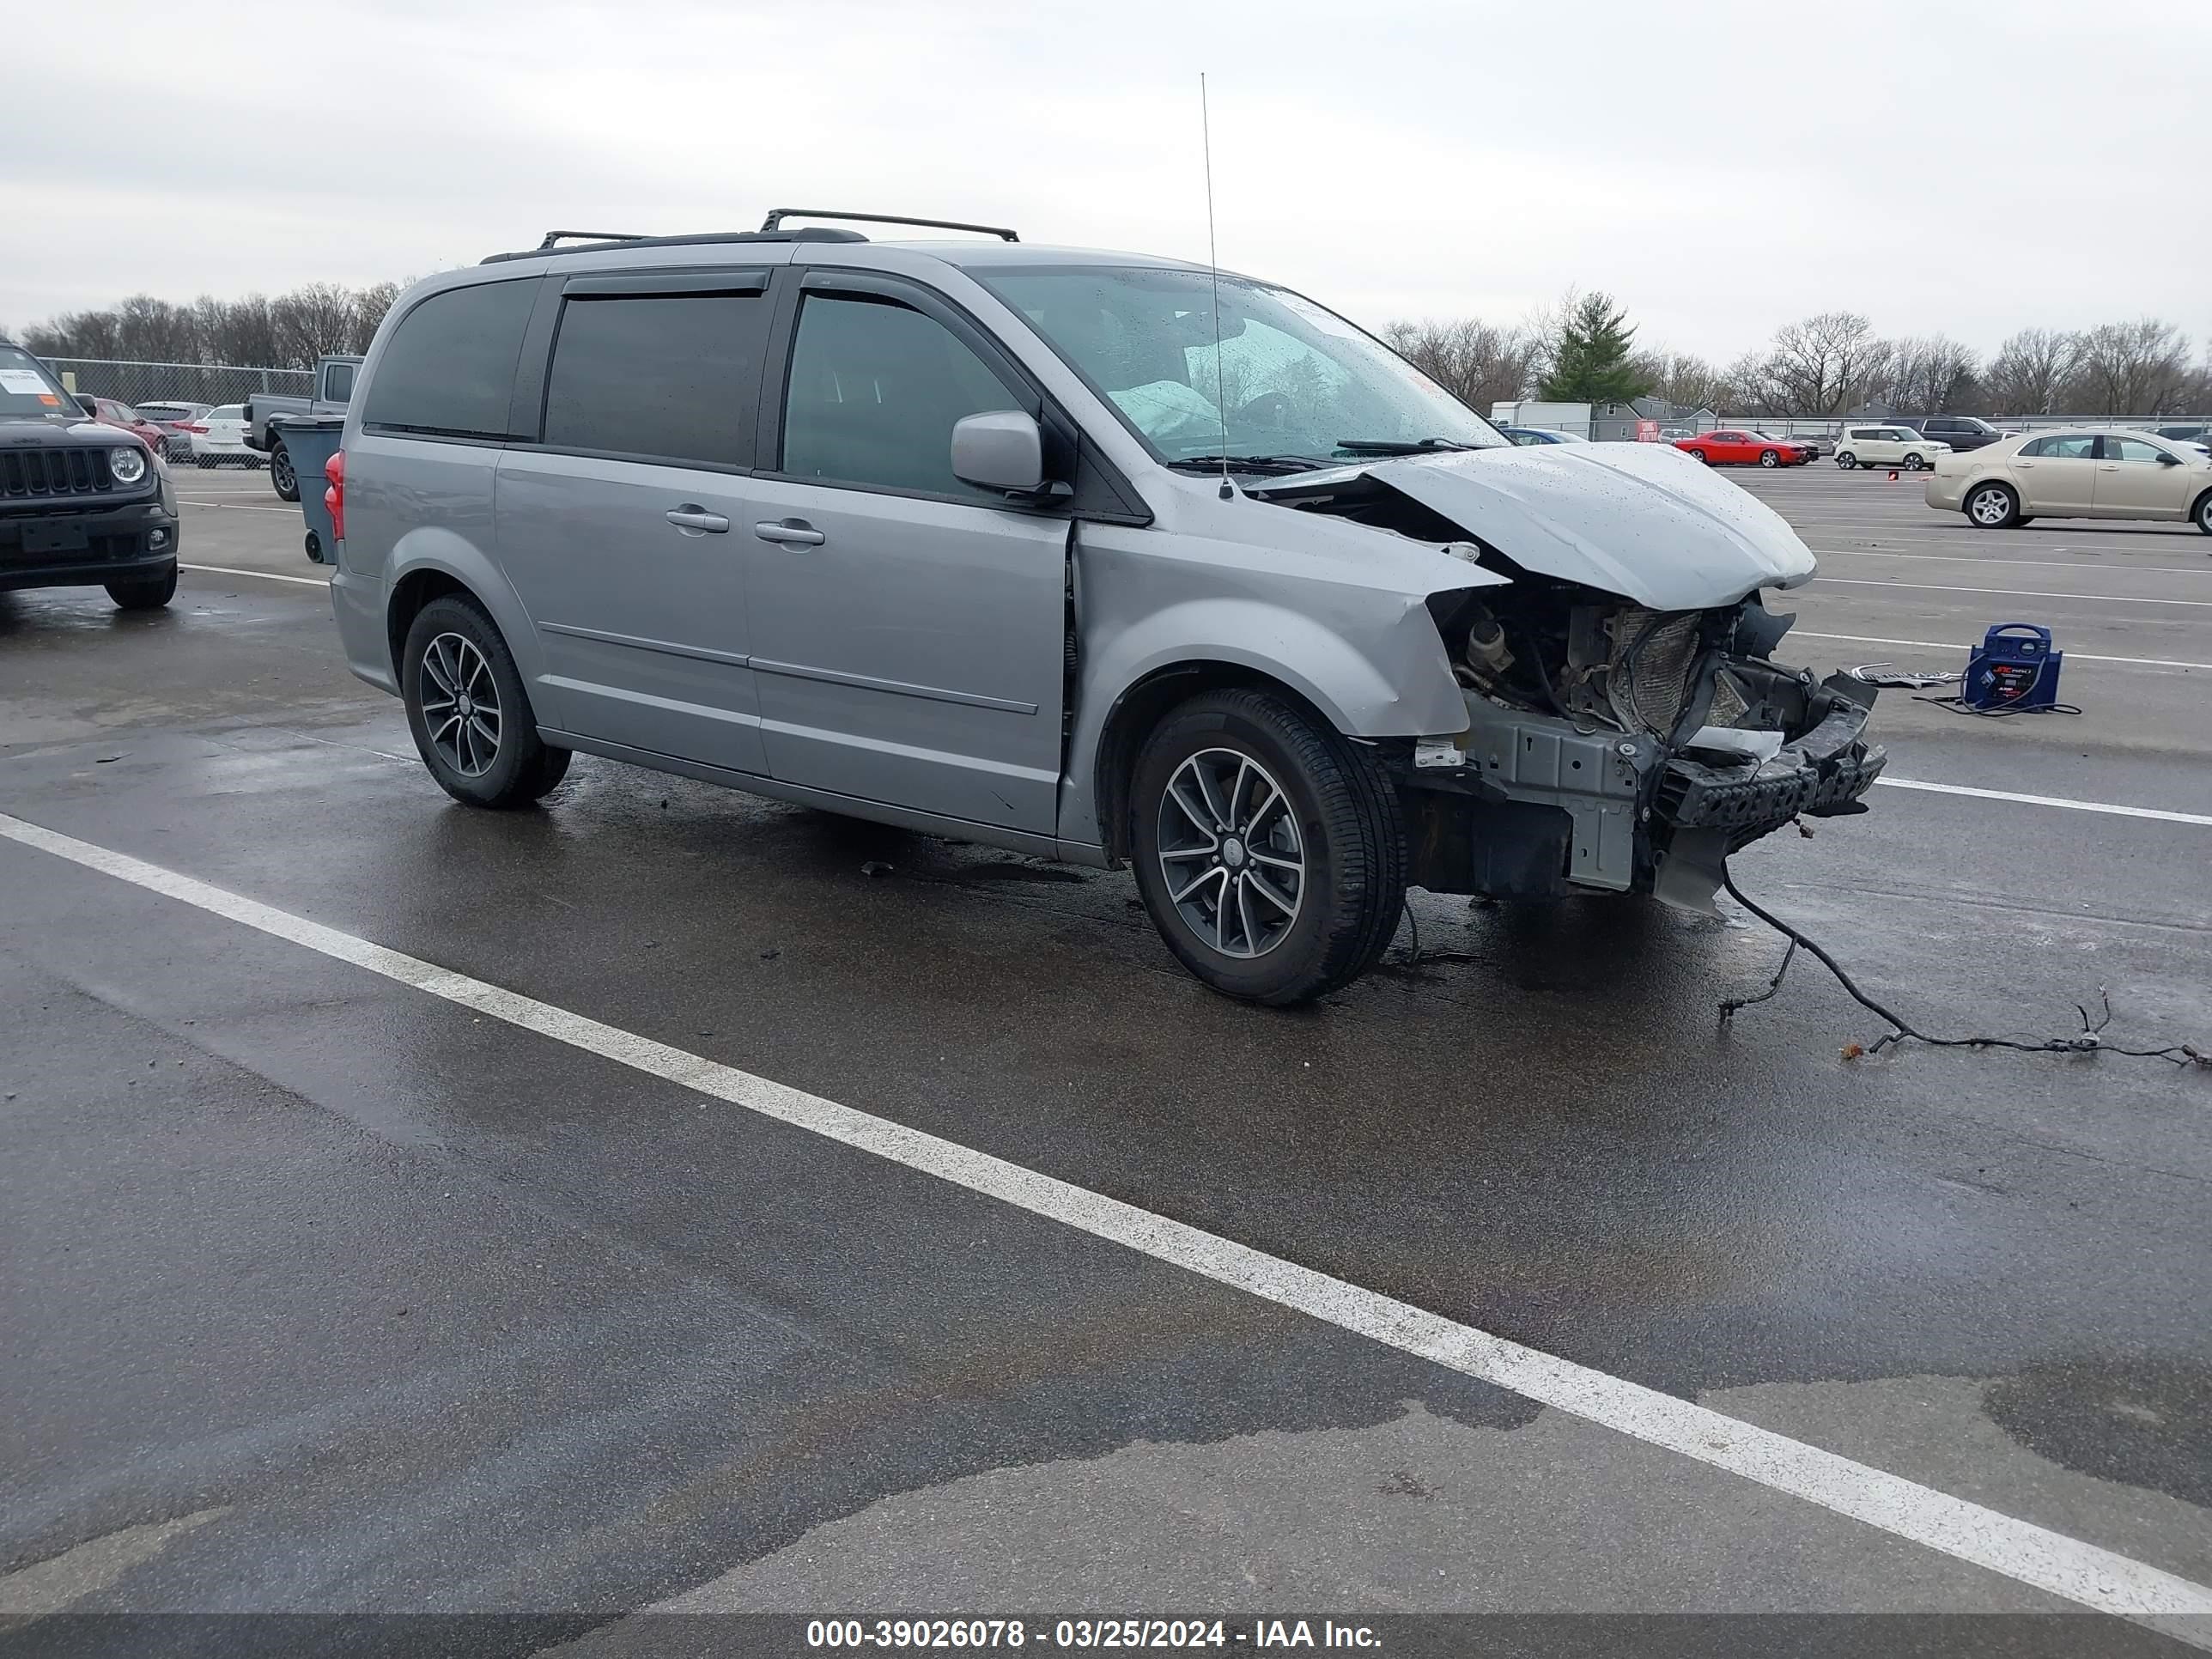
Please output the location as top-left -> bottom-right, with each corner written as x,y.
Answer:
243,355 -> 362,501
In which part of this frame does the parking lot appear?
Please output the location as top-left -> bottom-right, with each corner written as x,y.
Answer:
3,459 -> 2210,1651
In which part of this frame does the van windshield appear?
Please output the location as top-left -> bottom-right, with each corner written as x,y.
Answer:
977,266 -> 1505,467
0,345 -> 76,419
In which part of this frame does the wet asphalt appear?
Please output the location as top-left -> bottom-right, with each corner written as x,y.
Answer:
2,460 -> 2209,1650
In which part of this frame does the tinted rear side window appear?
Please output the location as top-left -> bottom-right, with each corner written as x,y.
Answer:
542,293 -> 769,467
362,280 -> 536,439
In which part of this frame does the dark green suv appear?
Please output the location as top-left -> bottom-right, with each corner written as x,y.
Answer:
0,342 -> 180,609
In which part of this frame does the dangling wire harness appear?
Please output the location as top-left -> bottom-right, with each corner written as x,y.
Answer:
1720,871 -> 2209,1066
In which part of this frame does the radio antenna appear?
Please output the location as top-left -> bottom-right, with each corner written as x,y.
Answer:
1200,73 -> 1233,501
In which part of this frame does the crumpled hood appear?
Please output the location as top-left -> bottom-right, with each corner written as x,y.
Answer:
1361,441 -> 1818,611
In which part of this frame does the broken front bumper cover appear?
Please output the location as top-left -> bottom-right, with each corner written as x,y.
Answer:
1658,686 -> 1887,834
1442,671 -> 1883,911
1650,676 -> 1885,914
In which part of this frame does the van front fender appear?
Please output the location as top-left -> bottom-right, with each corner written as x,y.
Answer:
1062,592 -> 1469,858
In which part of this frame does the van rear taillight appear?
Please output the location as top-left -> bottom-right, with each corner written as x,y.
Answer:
325,450 -> 345,542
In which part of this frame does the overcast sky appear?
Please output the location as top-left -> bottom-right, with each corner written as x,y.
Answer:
9,0 -> 2209,363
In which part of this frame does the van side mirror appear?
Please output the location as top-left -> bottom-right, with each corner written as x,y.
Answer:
951,410 -> 1056,498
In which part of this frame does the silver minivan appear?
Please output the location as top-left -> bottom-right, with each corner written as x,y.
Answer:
328,210 -> 1884,1004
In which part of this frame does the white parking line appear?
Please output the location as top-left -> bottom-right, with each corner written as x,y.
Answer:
1818,549 -> 2212,577
2,808 -> 2209,1627
179,563 -> 327,587
1878,777 -> 2212,828
177,499 -> 295,514
1814,576 -> 2212,609
1793,631 -> 2210,672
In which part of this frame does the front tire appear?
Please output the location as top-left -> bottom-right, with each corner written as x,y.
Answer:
106,565 -> 177,610
2195,490 -> 2212,537
1903,452 -> 1925,471
1964,482 -> 2021,529
1759,449 -> 1778,468
1837,453 -> 1858,470
401,595 -> 571,808
269,443 -> 300,502
1129,689 -> 1405,1006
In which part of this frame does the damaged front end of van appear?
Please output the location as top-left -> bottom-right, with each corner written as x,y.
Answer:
1252,441 -> 1887,914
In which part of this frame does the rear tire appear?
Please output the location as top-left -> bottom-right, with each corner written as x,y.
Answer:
1129,689 -> 1405,1006
106,566 -> 177,611
270,442 -> 300,502
1964,482 -> 2021,529
400,595 -> 571,809
1837,453 -> 1857,470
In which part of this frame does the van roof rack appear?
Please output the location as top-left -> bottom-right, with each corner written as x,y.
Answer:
761,208 -> 1018,242
535,230 -> 651,249
481,226 -> 871,264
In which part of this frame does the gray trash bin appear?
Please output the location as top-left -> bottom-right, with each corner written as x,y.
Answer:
271,415 -> 345,563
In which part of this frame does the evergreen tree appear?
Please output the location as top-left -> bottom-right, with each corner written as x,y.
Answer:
1540,291 -> 1652,403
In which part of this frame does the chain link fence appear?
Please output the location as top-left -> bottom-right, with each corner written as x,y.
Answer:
41,357 -> 314,411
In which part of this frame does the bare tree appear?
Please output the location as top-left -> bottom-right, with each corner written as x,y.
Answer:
348,282 -> 403,352
1717,349 -> 1781,416
110,295 -> 203,362
1381,318 -> 1542,412
1759,313 -> 1893,415
2066,319 -> 2194,415
22,284 -> 395,368
269,283 -> 361,369
1632,349 -> 1730,411
203,295 -> 280,367
1879,335 -> 1979,414
1981,328 -> 2079,416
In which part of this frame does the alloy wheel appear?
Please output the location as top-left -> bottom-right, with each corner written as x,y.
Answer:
1969,487 -> 2013,526
1155,747 -> 1305,959
420,632 -> 502,778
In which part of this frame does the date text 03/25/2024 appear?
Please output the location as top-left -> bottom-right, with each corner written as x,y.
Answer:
805,1619 -> 1382,1649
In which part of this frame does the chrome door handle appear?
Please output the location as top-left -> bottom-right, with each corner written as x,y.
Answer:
754,519 -> 825,546
2097,465 -> 2119,471
665,506 -> 731,534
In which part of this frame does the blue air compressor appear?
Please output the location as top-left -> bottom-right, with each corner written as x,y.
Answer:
1962,623 -> 2064,712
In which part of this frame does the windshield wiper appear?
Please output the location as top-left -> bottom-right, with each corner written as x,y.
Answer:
1334,437 -> 1482,455
1163,453 -> 1333,476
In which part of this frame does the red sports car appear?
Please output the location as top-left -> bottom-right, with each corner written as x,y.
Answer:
1674,429 -> 1814,468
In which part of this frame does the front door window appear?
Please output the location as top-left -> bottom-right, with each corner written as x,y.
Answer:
781,295 -> 1019,501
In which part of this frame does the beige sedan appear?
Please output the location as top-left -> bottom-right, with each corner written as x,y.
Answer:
1927,428 -> 2212,533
